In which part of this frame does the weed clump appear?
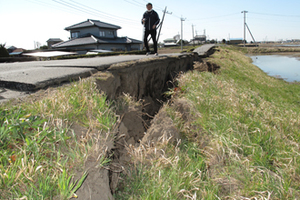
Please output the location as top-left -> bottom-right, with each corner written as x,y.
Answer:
0,78 -> 116,199
116,46 -> 300,199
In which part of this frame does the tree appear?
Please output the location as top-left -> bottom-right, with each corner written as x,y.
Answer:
222,39 -> 226,44
0,43 -> 9,57
39,45 -> 49,50
177,39 -> 188,45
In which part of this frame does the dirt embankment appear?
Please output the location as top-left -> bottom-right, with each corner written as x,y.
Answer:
72,54 -> 195,199
73,51 -> 220,199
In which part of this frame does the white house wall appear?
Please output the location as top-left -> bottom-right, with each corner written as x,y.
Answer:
63,43 -> 141,53
71,27 -> 116,39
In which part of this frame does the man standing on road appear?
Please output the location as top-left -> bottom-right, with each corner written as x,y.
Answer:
142,3 -> 160,56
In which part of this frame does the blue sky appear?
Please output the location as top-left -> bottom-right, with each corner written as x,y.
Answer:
1,0 -> 300,49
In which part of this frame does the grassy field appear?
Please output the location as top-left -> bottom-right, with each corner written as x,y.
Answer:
0,79 -> 116,199
116,46 -> 300,199
245,46 -> 300,54
1,45 -> 300,199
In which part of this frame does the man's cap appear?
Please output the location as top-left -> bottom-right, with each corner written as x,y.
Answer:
146,3 -> 152,6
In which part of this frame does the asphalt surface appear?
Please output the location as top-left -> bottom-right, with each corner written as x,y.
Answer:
193,44 -> 215,56
0,45 -> 214,102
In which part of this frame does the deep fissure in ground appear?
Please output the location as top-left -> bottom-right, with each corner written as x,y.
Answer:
107,58 -> 219,196
73,52 -> 219,199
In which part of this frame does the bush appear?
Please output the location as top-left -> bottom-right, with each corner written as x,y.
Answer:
0,43 -> 9,57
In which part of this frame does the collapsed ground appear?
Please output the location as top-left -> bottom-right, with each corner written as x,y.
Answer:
1,46 -> 300,199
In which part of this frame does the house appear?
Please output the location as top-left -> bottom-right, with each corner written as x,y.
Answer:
292,39 -> 300,43
163,34 -> 180,47
190,35 -> 206,45
52,19 -> 142,54
9,48 -> 25,57
7,46 -> 17,53
47,38 -> 63,49
163,38 -> 178,47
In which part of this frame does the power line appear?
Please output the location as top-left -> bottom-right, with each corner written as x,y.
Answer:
54,0 -> 129,22
25,0 -> 86,16
123,0 -> 145,8
140,0 -> 165,11
68,0 -> 136,22
27,0 -> 142,30
52,0 -> 112,20
50,0 -> 141,29
188,13 -> 240,21
248,17 -> 300,23
131,0 -> 146,7
171,13 -> 182,19
185,17 -> 240,26
251,12 -> 300,18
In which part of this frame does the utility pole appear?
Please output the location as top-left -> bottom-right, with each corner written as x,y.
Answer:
241,10 -> 248,47
180,16 -> 186,51
241,11 -> 258,47
192,24 -> 195,46
245,23 -> 258,47
156,7 -> 172,43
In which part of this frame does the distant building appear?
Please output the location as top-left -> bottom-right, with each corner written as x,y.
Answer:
9,48 -> 25,57
228,38 -> 243,45
195,35 -> 207,42
163,38 -> 178,47
47,38 -> 63,49
163,34 -> 181,47
52,19 -> 142,54
190,35 -> 206,45
7,46 -> 17,53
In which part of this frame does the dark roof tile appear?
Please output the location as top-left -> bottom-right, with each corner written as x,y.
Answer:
52,35 -> 142,48
47,38 -> 63,42
65,19 -> 121,30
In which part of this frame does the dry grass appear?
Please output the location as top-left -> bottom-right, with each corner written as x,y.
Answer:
245,46 -> 300,54
116,46 -> 300,199
0,78 -> 116,199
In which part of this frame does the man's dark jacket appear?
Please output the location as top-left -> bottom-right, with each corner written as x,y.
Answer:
142,10 -> 160,30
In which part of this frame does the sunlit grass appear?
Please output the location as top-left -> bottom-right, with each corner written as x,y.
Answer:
0,78 -> 116,199
116,46 -> 300,199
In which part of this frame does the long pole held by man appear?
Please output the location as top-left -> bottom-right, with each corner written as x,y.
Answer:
142,3 -> 160,56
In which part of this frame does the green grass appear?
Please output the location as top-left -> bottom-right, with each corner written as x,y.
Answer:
116,46 -> 300,199
117,141 -> 218,199
2,45 -> 300,199
0,78 -> 116,199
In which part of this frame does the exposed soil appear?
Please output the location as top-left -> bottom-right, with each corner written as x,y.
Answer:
1,53 -> 219,200
75,164 -> 114,200
141,109 -> 180,145
89,59 -> 220,200
193,59 -> 220,72
158,48 -> 182,54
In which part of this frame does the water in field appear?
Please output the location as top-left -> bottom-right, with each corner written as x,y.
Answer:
250,55 -> 300,82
